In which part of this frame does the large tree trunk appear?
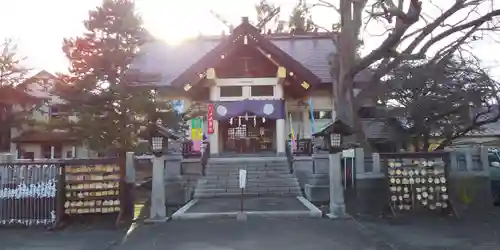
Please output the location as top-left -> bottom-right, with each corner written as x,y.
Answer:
334,0 -> 371,151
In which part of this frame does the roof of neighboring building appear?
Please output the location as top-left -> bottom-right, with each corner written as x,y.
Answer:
128,22 -> 372,88
11,130 -> 76,143
0,85 -> 43,105
16,70 -> 57,89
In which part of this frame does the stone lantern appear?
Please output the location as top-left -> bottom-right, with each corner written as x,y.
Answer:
313,118 -> 353,218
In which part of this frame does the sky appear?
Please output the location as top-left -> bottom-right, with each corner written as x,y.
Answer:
0,0 -> 498,78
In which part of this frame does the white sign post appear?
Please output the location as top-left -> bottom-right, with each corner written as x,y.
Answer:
237,169 -> 247,221
239,169 -> 247,189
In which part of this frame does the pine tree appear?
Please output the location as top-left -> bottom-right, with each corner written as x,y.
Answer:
56,0 -> 183,155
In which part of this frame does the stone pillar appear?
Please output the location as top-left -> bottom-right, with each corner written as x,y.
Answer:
50,146 -> 55,159
354,148 -> 364,174
164,153 -> 187,205
209,120 -> 219,155
479,146 -> 489,171
276,118 -> 286,155
464,149 -> 473,171
372,152 -> 381,173
146,155 -> 167,222
327,152 -> 346,218
121,152 -> 136,221
165,153 -> 182,179
125,152 -> 136,183
71,146 -> 76,158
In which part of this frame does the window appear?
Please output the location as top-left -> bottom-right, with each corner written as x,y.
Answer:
250,85 -> 274,96
49,105 -> 70,119
311,111 -> 332,120
23,152 -> 34,160
41,144 -> 62,159
49,106 -> 61,118
287,112 -> 302,121
220,86 -> 243,97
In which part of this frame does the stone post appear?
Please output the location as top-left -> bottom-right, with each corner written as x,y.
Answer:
327,152 -> 346,218
464,148 -> 473,171
372,153 -> 381,174
354,148 -> 364,175
50,146 -> 55,159
122,152 -> 136,221
164,153 -> 186,205
449,151 -> 459,171
479,146 -> 489,171
146,155 -> 168,222
125,152 -> 136,183
165,153 -> 182,179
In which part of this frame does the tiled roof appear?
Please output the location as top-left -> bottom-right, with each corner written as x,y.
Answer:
128,33 -> 372,87
11,130 -> 76,143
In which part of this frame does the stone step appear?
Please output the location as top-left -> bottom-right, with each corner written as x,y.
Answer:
193,159 -> 301,198
206,165 -> 290,169
193,187 -> 302,198
197,181 -> 300,188
205,164 -> 290,169
206,161 -> 289,166
194,186 -> 302,193
204,171 -> 291,176
207,158 -> 287,164
193,192 -> 299,198
198,177 -> 299,183
201,175 -> 297,181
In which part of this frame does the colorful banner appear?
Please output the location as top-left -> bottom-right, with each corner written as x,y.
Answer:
191,117 -> 203,151
207,103 -> 214,134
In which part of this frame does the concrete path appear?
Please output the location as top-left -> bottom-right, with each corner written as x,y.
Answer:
172,197 -> 322,219
357,211 -> 500,250
117,218 -> 392,250
0,227 -> 125,250
3,211 -> 500,250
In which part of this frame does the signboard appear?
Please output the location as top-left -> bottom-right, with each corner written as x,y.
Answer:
239,169 -> 247,188
207,103 -> 214,134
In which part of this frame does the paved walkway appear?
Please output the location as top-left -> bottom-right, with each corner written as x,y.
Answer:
2,211 -> 500,250
117,218 -> 391,250
358,211 -> 500,250
0,227 -> 125,250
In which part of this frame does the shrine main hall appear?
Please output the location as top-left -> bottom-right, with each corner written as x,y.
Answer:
127,17 -> 384,155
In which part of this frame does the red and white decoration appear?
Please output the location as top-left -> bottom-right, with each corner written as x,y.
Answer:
207,103 -> 215,134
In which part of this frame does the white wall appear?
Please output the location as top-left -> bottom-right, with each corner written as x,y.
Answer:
286,91 -> 334,139
211,77 -> 282,101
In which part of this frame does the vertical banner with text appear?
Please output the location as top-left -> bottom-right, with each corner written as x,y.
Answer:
207,103 -> 214,134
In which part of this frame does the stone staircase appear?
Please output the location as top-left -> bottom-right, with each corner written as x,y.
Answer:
193,157 -> 302,198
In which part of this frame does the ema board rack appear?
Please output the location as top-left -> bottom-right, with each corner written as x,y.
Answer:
60,159 -> 123,216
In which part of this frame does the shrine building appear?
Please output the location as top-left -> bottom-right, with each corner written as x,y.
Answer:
128,17 -> 393,156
